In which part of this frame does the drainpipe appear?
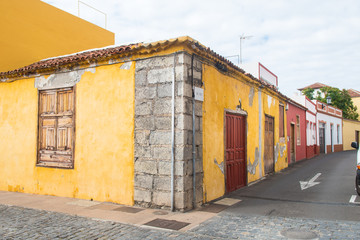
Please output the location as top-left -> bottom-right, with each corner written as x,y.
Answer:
171,53 -> 176,211
191,54 -> 196,208
258,85 -> 264,178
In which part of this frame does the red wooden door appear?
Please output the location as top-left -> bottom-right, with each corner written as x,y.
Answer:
225,113 -> 246,192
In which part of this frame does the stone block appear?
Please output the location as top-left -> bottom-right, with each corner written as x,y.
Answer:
154,99 -> 172,115
148,68 -> 173,84
135,116 -> 155,130
175,145 -> 193,161
153,191 -> 171,206
175,130 -> 187,145
155,117 -> 171,130
193,69 -> 202,81
134,146 -> 151,158
135,130 -> 150,145
154,176 -> 171,191
186,130 -> 193,145
195,117 -> 200,131
194,58 -> 202,70
135,101 -> 152,116
195,131 -> 202,146
135,69 -> 147,86
175,97 -> 192,114
176,114 -> 193,130
152,146 -> 171,160
157,83 -> 172,98
177,53 -> 192,66
134,189 -> 152,203
134,174 -> 153,189
149,131 -> 171,145
158,161 -> 171,175
174,191 -> 185,210
177,81 -> 192,98
158,160 -> 190,176
134,159 -> 157,175
137,56 -> 175,69
136,86 -> 156,100
195,101 -> 202,117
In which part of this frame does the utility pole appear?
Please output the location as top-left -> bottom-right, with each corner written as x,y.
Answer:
239,34 -> 252,64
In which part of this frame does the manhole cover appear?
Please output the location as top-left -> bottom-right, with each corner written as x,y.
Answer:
113,206 -> 144,213
144,218 -> 190,230
281,228 -> 318,239
197,204 -> 228,213
153,210 -> 168,215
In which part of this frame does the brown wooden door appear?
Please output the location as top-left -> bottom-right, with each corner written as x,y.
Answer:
290,124 -> 295,163
264,115 -> 274,174
225,113 -> 246,192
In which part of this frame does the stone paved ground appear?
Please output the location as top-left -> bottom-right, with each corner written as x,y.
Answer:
1,204 -> 360,239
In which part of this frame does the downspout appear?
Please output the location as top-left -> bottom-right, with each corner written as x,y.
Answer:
171,53 -> 176,211
191,54 -> 196,208
258,85 -> 264,178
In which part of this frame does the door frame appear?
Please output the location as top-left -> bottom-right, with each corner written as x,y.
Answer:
264,114 -> 275,175
290,122 -> 296,163
224,108 -> 248,193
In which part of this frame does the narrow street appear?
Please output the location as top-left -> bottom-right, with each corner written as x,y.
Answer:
227,150 -> 360,221
1,151 -> 360,239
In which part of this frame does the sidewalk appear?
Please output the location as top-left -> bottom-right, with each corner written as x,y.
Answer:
0,191 -> 239,232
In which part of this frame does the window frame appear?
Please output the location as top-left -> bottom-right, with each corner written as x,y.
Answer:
296,115 -> 301,145
279,104 -> 285,138
36,87 -> 76,169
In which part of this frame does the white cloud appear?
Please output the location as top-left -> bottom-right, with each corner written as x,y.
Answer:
42,0 -> 360,96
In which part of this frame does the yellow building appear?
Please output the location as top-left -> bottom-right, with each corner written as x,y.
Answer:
343,119 -> 360,151
0,0 -> 114,72
348,89 -> 360,121
0,37 -> 287,211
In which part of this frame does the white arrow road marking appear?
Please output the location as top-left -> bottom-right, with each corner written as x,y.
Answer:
299,173 -> 321,190
349,195 -> 360,204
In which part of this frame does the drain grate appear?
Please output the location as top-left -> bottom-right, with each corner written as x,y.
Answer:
144,218 -> 190,230
113,206 -> 144,213
280,228 -> 318,239
197,203 -> 228,213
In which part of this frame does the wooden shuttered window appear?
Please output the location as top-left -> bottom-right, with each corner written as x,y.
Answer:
279,105 -> 285,138
37,88 -> 75,169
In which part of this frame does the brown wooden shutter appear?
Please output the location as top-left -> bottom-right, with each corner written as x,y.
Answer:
279,105 -> 284,137
37,88 -> 75,169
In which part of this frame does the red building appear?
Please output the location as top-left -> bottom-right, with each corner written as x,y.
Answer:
286,99 -> 307,164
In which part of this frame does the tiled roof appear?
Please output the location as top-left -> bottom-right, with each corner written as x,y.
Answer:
0,36 -> 288,101
0,44 -> 139,79
347,89 -> 360,98
298,82 -> 330,91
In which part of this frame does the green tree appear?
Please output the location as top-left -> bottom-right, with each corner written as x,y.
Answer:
301,88 -> 315,100
318,87 -> 359,120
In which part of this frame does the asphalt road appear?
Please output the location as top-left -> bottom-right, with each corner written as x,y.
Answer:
226,150 -> 360,221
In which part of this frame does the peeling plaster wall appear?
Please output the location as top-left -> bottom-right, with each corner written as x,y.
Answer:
263,92 -> 288,173
202,65 -> 261,202
0,61 -> 135,206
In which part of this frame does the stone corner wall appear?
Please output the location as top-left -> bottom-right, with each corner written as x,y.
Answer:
134,52 -> 203,211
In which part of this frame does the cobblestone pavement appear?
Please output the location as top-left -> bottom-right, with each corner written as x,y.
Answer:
1,204 -> 360,239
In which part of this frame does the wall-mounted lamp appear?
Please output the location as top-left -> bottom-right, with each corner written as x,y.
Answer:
321,103 -> 325,109
285,104 -> 289,111
237,99 -> 242,110
326,96 -> 331,105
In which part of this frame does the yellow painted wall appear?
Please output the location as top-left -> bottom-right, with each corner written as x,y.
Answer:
352,97 -> 360,121
0,0 -> 114,72
343,119 -> 360,151
202,64 -> 287,202
0,62 -> 135,205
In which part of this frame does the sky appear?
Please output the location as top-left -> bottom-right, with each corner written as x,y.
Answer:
42,0 -> 360,97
